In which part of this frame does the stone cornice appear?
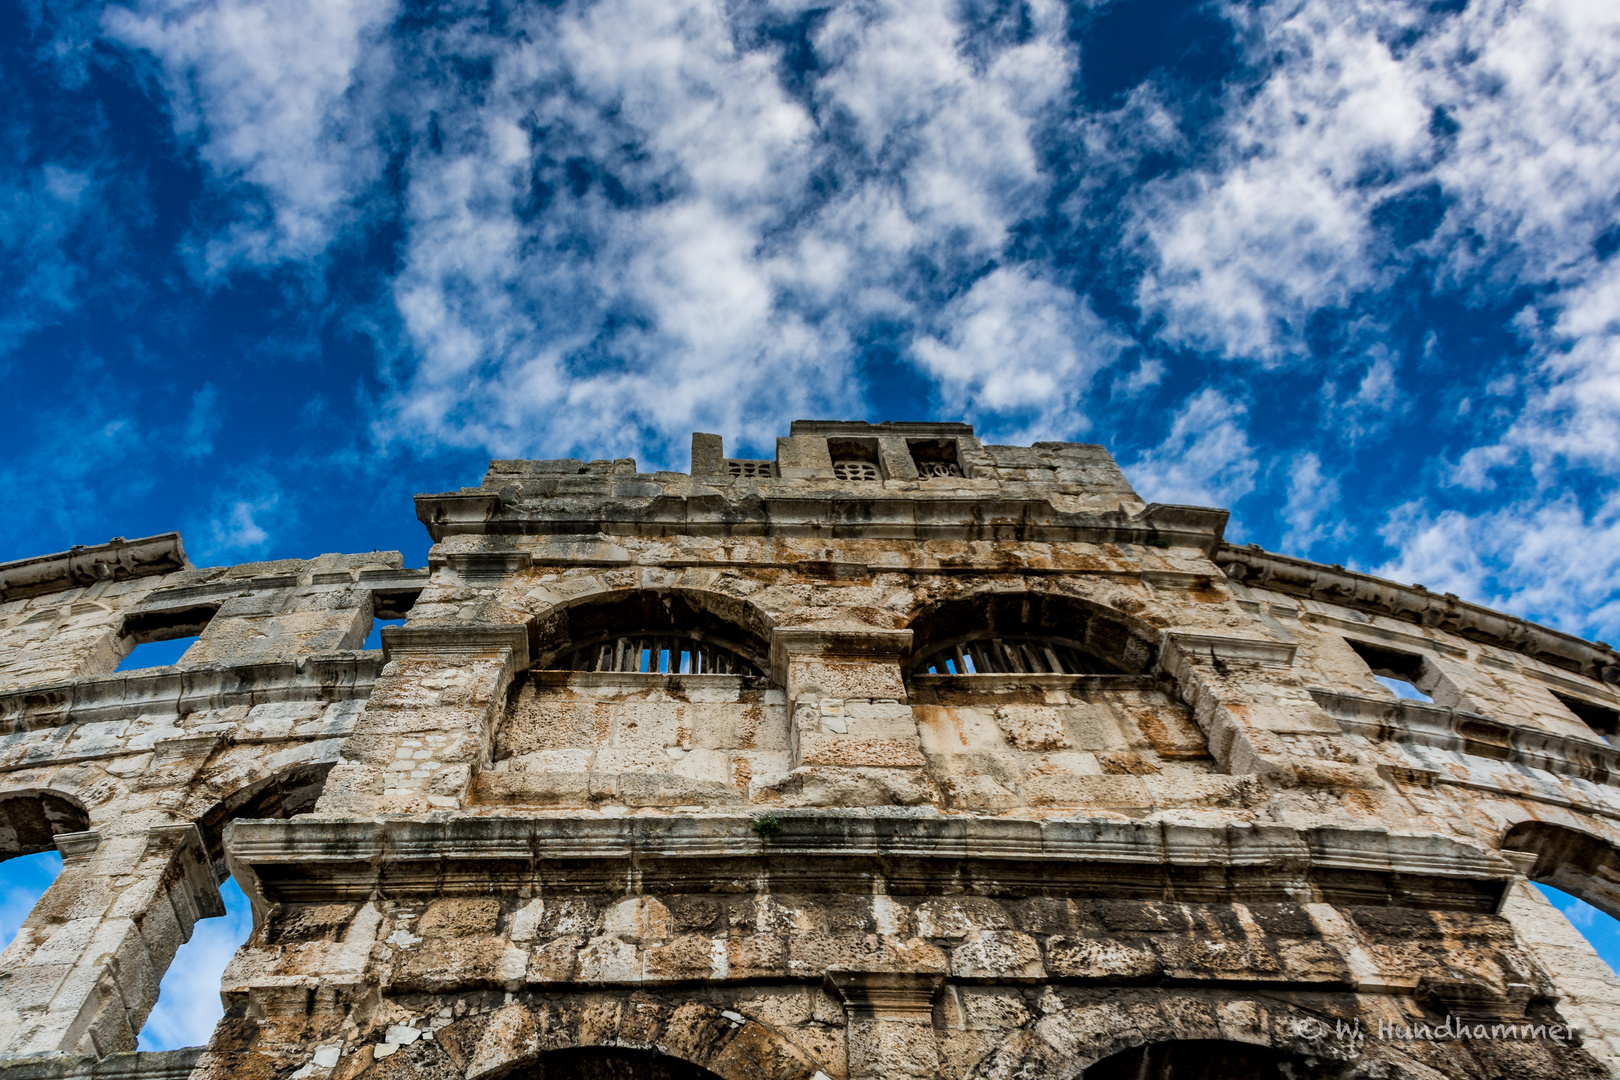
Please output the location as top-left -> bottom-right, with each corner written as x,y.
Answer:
0,534 -> 188,603
1218,544 -> 1620,684
1310,688 -> 1620,789
0,1050 -> 203,1080
379,624 -> 530,664
0,655 -> 381,734
416,488 -> 1230,550
224,813 -> 1517,912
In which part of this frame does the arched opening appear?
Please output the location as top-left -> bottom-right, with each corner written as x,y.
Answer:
0,791 -> 89,859
1502,820 -> 1620,921
1079,1040 -> 1349,1080
1502,820 -> 1620,976
531,590 -> 771,676
193,762 -> 332,882
0,792 -> 87,953
907,592 -> 1158,676
141,764 -> 333,1051
517,1048 -> 722,1080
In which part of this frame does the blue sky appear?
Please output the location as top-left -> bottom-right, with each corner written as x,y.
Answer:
5,0 -> 1620,1052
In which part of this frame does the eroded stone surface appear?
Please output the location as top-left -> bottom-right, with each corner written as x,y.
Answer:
0,421 -> 1617,1080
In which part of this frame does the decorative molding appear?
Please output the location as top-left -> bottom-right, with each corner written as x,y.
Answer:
0,534 -> 188,602
224,814 -> 1518,910
0,656 -> 381,736
1309,688 -> 1620,789
823,970 -> 944,1021
0,1048 -> 204,1080
53,830 -> 100,862
379,623 -> 531,665
1163,632 -> 1298,668
1220,544 -> 1620,684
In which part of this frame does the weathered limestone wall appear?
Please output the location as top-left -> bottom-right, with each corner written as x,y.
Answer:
0,420 -> 1617,1080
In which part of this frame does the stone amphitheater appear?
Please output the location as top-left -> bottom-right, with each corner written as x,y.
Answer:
0,419 -> 1617,1080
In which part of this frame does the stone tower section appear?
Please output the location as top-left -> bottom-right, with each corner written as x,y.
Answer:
0,420 -> 1618,1080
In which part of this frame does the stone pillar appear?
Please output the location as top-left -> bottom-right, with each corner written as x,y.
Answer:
1499,878 -> 1620,1076
775,435 -> 833,479
691,432 -> 724,476
875,437 -> 920,481
0,824 -> 223,1057
769,628 -> 932,806
825,970 -> 945,1080
1161,631 -> 1384,789
314,623 -> 529,815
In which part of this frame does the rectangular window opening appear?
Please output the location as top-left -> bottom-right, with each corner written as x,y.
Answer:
1553,692 -> 1619,739
116,637 -> 200,671
371,588 -> 423,620
116,603 -> 219,671
363,618 -> 407,651
1372,674 -> 1433,702
908,437 -> 964,479
1345,638 -> 1434,703
828,436 -> 883,482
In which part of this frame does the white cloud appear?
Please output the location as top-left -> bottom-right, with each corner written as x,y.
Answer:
1281,451 -> 1342,554
0,160 -> 108,354
104,0 -> 396,274
1123,388 -> 1259,508
197,476 -> 285,557
912,268 -> 1126,442
1372,491 -> 1620,640
366,0 -> 1098,458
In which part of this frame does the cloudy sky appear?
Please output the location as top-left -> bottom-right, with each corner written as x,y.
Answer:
4,0 -> 1620,1048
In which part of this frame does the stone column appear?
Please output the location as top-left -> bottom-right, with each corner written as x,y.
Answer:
314,623 -> 529,815
0,824 -> 223,1057
770,629 -> 934,804
825,970 -> 945,1080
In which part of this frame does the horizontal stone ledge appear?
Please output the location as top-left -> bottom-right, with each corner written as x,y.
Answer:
0,533 -> 188,602
1219,543 -> 1620,683
415,495 -> 1229,548
1311,688 -> 1620,789
1163,632 -> 1298,668
380,624 -> 531,664
909,673 -> 1158,702
0,655 -> 382,734
225,813 -> 1517,903
0,1049 -> 204,1080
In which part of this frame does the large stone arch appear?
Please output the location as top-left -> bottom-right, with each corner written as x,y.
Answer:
0,766 -> 128,832
527,587 -> 778,674
511,1048 -> 721,1079
190,759 -> 335,882
1076,1038 -> 1357,1080
966,992 -> 1368,1080
357,997 -> 824,1080
1502,817 -> 1620,920
903,584 -> 1162,676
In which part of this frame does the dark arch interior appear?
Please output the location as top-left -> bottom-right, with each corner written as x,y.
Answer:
1503,820 -> 1620,921
908,592 -> 1157,675
517,1048 -> 720,1080
0,792 -> 89,861
195,763 -> 333,881
1080,1039 -> 1347,1080
531,590 -> 772,674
